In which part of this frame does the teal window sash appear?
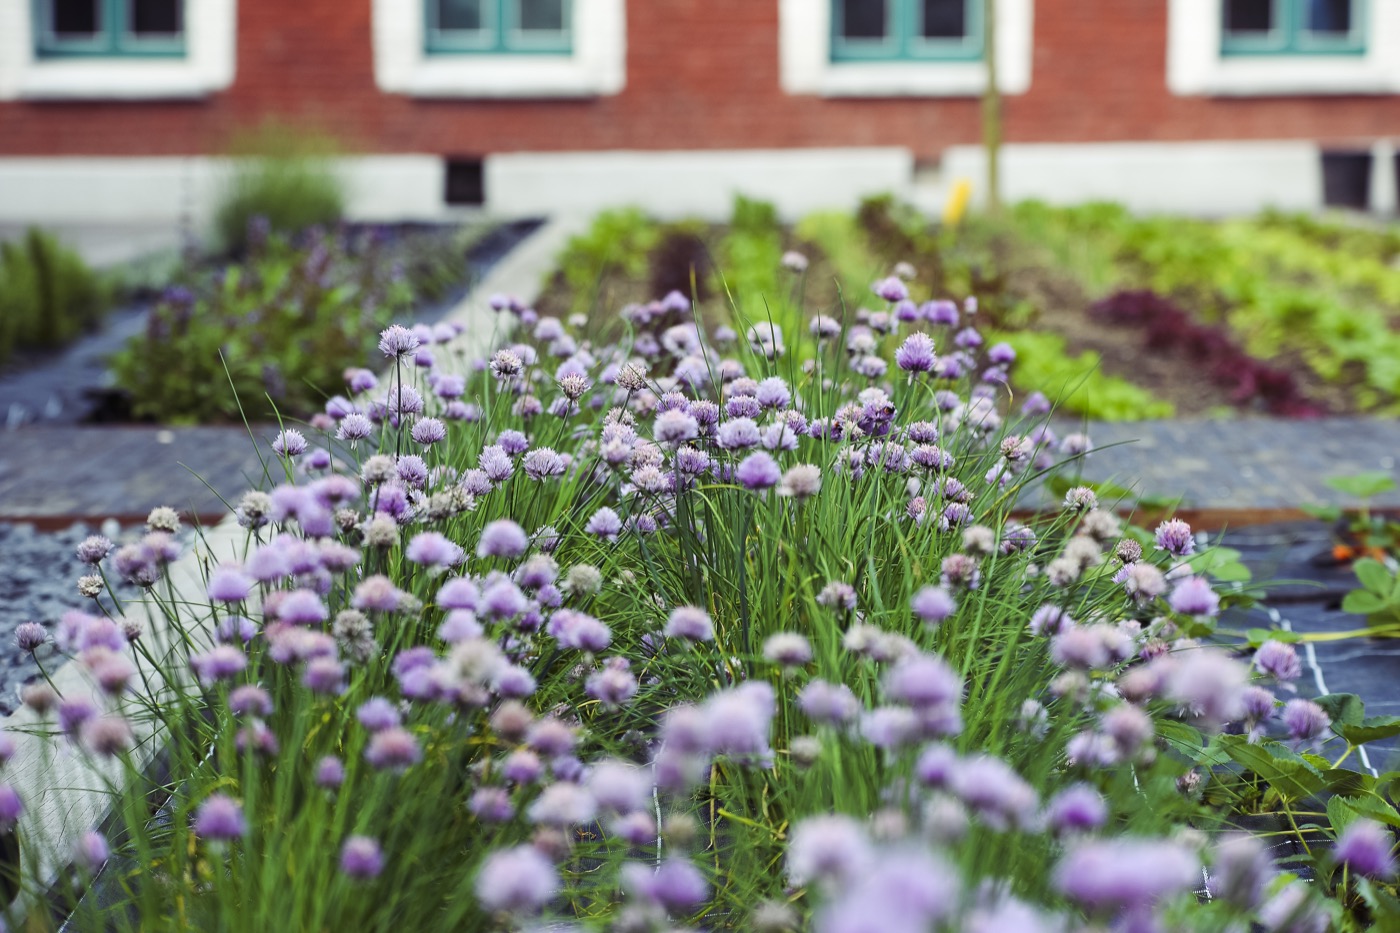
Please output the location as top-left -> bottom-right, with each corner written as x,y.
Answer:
1221,0 -> 1366,56
425,0 -> 572,55
832,0 -> 983,62
34,0 -> 185,58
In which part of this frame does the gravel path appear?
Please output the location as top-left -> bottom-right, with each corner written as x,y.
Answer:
0,519 -> 191,716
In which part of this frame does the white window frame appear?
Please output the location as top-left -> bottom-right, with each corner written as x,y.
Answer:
0,0 -> 236,101
1168,0 -> 1400,96
780,0 -> 1033,97
373,0 -> 625,99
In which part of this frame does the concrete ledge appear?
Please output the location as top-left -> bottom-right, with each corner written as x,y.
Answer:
4,518 -> 246,916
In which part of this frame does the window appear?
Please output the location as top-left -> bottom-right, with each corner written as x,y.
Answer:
425,0 -> 571,55
372,0 -> 623,98
34,0 -> 184,58
831,0 -> 982,62
0,0 -> 234,100
1166,0 -> 1398,96
1220,0 -> 1364,55
779,0 -> 1032,98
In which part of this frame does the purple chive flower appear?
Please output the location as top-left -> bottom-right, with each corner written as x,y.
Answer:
190,645 -> 248,686
277,589 -> 329,625
228,685 -> 273,717
527,782 -> 597,827
1122,562 -> 1167,603
315,756 -> 345,789
664,605 -> 714,642
302,657 -> 345,694
861,706 -> 921,749
356,697 -> 402,732
475,845 -> 559,915
654,409 -> 700,445
788,814 -> 873,886
14,622 -> 47,652
1254,640 -> 1302,683
895,333 -> 937,373
522,447 -> 566,480
352,575 -> 404,613
58,696 -> 97,735
623,858 -> 710,911
884,654 -> 962,710
411,417 -> 447,447
207,566 -> 254,603
763,632 -> 813,668
1045,785 -> 1108,834
405,532 -> 465,569
364,727 -> 422,772
1282,698 -> 1331,742
736,452 -> 782,491
436,577 -> 481,611
271,429 -> 307,458
378,324 -> 419,358
585,507 -> 623,542
756,377 -> 791,410
1054,838 -> 1199,911
1154,518 -> 1195,557
585,760 -> 650,815
910,586 -> 956,625
193,794 -> 246,841
987,341 -> 1016,364
1168,576 -> 1220,617
1208,833 -> 1272,909
585,658 -> 639,709
547,609 -> 612,652
798,680 -> 860,726
816,849 -> 957,932
717,418 -> 761,450
873,276 -> 909,303
469,787 -> 515,823
481,579 -> 528,620
496,429 -> 529,455
477,520 -> 529,560
701,681 -> 776,759
76,535 -> 113,564
340,836 -> 384,879
0,787 -> 26,832
439,611 -> 483,643
503,749 -> 545,785
950,756 -> 1038,830
1335,819 -> 1396,878
73,831 -> 109,872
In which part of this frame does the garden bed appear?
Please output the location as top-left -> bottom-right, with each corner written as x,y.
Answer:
537,198 -> 1400,421
0,220 -> 538,427
8,212 -> 1400,932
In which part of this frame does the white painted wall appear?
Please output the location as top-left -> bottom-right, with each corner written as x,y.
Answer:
0,156 -> 454,227
0,141 -> 1380,230
929,141 -> 1326,215
484,148 -> 916,220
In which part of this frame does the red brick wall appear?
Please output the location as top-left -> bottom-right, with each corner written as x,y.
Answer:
1,0 -> 1397,158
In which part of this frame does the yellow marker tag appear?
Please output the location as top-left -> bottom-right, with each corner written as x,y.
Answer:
943,178 -> 973,227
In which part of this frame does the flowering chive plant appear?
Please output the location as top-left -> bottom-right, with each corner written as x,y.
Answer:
9,255 -> 1400,932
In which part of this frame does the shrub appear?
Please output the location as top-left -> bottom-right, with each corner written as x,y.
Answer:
0,228 -> 111,365
109,227 -> 418,423
213,123 -> 346,256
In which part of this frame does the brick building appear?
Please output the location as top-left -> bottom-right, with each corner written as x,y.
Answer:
1,0 -> 1398,224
